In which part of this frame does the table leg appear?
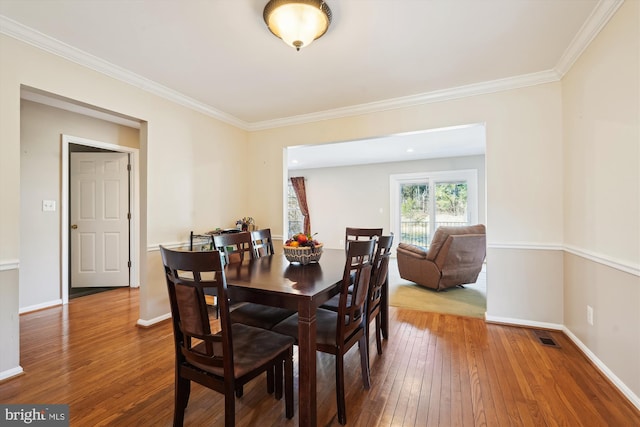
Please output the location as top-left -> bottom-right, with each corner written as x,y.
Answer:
381,274 -> 389,339
297,302 -> 317,427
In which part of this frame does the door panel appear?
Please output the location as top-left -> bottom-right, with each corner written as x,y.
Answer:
71,152 -> 129,288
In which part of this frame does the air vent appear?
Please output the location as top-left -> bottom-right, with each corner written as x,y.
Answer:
532,329 -> 560,348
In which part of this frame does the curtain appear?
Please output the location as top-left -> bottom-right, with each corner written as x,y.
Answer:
290,176 -> 311,235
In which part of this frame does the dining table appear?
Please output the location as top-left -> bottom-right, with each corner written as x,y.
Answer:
224,248 -> 345,427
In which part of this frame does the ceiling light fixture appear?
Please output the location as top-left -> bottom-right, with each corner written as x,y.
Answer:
263,0 -> 332,51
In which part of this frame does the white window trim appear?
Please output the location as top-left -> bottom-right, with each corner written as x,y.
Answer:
390,169 -> 478,244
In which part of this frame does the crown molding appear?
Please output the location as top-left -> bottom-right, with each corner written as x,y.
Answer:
247,70 -> 561,130
0,15 -> 249,130
1,0 -> 621,131
554,0 -> 624,77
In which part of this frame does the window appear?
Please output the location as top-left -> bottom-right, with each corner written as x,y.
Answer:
391,170 -> 478,246
287,181 -> 304,237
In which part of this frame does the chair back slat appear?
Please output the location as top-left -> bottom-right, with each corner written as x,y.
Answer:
345,227 -> 383,252
368,235 -> 394,316
214,231 -> 255,264
251,228 -> 275,257
338,239 -> 375,343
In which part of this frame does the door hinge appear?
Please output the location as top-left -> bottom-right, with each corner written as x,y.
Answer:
127,212 -> 131,220
127,163 -> 131,171
128,260 -> 132,268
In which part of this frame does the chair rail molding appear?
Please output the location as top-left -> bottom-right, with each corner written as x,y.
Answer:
0,259 -> 20,271
564,244 -> 640,277
487,242 -> 639,277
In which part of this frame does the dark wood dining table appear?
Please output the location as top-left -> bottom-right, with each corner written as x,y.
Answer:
224,248 -> 344,427
223,248 -> 390,427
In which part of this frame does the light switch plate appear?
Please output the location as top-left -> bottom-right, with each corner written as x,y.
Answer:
42,200 -> 56,212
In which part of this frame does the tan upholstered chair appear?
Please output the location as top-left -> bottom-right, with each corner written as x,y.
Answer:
396,224 -> 486,291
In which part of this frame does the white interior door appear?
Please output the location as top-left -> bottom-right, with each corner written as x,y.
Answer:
71,152 -> 130,288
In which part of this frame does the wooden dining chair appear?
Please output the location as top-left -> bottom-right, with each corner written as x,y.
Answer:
251,228 -> 275,257
213,231 -> 255,265
344,227 -> 383,252
159,246 -> 294,427
365,234 -> 393,361
273,239 -> 375,425
217,229 -> 296,332
321,235 -> 394,364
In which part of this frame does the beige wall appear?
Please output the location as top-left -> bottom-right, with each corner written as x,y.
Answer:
248,83 -> 565,328
0,269 -> 19,379
19,100 -> 140,310
0,34 -> 248,378
562,0 -> 640,401
290,155 -> 486,249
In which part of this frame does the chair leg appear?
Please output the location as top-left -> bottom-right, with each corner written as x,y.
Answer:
174,376 -> 190,427
365,318 -> 371,367
224,390 -> 235,427
359,335 -> 371,389
285,349 -> 294,419
375,314 -> 383,355
266,366 -> 275,395
235,386 -> 243,398
335,354 -> 347,425
274,360 -> 283,400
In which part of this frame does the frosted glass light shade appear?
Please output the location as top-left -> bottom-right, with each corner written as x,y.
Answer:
263,0 -> 332,51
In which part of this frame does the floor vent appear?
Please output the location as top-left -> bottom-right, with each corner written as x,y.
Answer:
532,329 -> 561,348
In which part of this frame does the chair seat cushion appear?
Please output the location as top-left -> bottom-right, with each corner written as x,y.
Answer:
230,302 -> 296,330
273,308 -> 342,346
319,293 -> 352,312
190,323 -> 294,379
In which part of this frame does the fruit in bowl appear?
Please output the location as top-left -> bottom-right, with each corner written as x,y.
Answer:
284,233 -> 323,265
285,233 -> 320,248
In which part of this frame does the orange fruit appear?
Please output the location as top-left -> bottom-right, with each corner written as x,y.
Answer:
289,241 -> 300,247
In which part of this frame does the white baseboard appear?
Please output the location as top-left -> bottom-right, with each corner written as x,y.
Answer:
19,299 -> 62,314
136,312 -> 171,327
0,366 -> 24,382
484,314 -> 563,331
563,326 -> 640,411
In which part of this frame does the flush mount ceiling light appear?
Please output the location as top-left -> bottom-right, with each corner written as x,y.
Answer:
263,0 -> 332,51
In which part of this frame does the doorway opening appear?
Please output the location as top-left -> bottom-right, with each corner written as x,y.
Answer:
61,135 -> 140,304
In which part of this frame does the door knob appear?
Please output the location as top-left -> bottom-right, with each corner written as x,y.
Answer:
71,224 -> 78,229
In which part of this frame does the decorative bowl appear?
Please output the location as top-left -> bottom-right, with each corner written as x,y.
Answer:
283,244 -> 323,265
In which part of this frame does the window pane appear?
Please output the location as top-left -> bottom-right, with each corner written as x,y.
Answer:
435,181 -> 468,228
400,183 -> 429,246
287,182 -> 303,237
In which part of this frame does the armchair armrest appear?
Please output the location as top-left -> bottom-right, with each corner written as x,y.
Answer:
397,243 -> 428,259
396,243 -> 441,289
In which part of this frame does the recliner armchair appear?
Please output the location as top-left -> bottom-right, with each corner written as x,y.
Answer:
396,224 -> 486,291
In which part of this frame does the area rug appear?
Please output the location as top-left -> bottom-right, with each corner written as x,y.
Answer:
388,259 -> 486,318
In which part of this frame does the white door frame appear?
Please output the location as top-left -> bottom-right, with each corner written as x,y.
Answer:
61,134 -> 140,304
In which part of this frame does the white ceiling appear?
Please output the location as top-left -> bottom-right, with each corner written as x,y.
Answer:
0,0 -> 619,166
288,123 -> 486,170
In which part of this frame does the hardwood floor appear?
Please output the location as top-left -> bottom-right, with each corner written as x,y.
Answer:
1,288 -> 638,426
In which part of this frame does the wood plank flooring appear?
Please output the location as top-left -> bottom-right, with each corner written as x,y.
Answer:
1,288 -> 638,426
